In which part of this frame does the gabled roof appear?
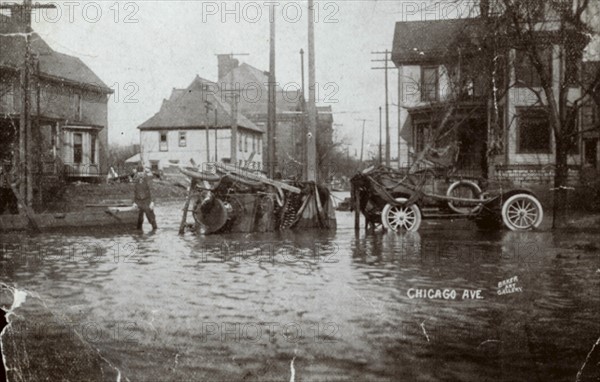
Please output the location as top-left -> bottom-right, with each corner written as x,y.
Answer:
0,16 -> 112,93
138,75 -> 262,133
392,18 -> 483,65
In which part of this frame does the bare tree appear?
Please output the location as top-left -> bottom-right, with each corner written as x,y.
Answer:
492,0 -> 600,226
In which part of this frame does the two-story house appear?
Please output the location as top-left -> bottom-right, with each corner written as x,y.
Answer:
0,12 -> 113,184
393,19 -> 488,175
137,76 -> 264,171
392,6 -> 591,183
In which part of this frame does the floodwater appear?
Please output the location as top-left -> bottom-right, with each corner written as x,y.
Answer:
1,195 -> 599,382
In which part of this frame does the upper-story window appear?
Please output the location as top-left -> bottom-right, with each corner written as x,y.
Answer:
91,133 -> 97,164
244,135 -> 248,152
516,47 -> 552,88
73,133 -> 83,163
421,66 -> 439,102
74,93 -> 82,121
159,131 -> 168,152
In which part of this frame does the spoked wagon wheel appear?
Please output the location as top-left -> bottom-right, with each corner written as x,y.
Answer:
381,198 -> 422,232
501,194 -> 543,231
446,180 -> 482,214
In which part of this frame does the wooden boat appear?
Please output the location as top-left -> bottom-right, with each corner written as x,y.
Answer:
0,206 -> 138,232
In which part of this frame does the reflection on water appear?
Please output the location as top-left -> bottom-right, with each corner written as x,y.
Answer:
1,199 -> 599,381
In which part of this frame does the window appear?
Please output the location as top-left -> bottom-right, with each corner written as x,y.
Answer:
414,123 -> 430,154
517,108 -> 551,153
421,66 -> 438,102
238,133 -> 243,152
582,103 -> 597,128
252,135 -> 256,153
516,47 -> 552,88
244,135 -> 248,152
74,93 -> 82,121
150,161 -> 159,172
179,131 -> 187,147
73,133 -> 83,163
159,131 -> 168,151
91,133 -> 97,164
258,137 -> 262,152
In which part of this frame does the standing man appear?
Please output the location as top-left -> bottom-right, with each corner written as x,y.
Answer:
133,164 -> 157,230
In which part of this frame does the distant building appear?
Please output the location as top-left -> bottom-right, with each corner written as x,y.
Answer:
0,12 -> 113,185
216,55 -> 334,177
137,76 -> 263,171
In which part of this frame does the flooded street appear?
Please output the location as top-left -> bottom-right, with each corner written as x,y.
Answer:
1,197 -> 599,381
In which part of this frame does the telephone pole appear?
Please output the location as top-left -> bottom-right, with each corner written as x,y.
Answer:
371,50 -> 393,167
216,53 -> 247,166
355,119 -> 372,163
306,0 -> 318,182
223,90 -> 240,165
267,7 -> 277,178
0,0 -> 55,211
379,106 -> 382,164
214,108 -> 218,161
203,101 -> 212,162
300,48 -> 305,99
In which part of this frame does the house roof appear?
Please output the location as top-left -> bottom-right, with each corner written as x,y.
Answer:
392,18 -> 483,65
0,16 -> 112,93
138,75 -> 262,133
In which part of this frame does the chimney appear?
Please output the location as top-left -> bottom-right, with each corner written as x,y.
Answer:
1,5 -> 31,32
217,54 -> 239,80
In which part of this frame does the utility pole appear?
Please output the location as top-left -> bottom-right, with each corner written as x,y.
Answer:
204,100 -> 211,162
371,50 -> 393,167
379,106 -> 382,164
355,119 -> 371,163
267,6 -> 277,178
215,53 -> 248,165
299,48 -> 306,172
300,49 -> 305,99
306,0 -> 318,182
223,91 -> 240,165
214,108 -> 218,162
0,0 -> 55,211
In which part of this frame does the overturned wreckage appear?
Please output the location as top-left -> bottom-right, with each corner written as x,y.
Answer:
178,163 -> 336,234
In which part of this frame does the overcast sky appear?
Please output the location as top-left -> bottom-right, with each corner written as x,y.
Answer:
29,0 -> 600,159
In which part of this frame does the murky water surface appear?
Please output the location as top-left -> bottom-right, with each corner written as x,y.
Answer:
1,195 -> 599,381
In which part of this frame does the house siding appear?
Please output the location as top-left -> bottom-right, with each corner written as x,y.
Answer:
139,128 -> 263,171
1,73 -> 110,176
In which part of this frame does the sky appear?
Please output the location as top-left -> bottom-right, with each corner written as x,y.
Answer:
27,0 -> 428,159
24,0 -> 600,160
